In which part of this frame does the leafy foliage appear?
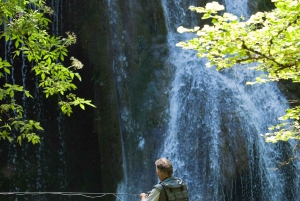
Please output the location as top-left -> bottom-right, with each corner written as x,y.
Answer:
0,0 -> 95,144
176,0 -> 300,142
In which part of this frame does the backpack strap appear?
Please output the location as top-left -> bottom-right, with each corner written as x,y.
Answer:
154,184 -> 168,201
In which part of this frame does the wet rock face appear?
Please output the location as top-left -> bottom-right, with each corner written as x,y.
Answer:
248,0 -> 275,13
62,0 -> 170,198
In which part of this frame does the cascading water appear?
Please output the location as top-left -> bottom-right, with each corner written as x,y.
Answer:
160,0 -> 300,200
117,0 -> 300,201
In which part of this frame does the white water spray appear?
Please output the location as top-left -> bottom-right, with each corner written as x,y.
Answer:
160,0 -> 300,200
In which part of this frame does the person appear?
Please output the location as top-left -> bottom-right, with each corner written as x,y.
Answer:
140,158 -> 189,201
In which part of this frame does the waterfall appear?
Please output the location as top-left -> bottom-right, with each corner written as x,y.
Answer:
160,0 -> 300,200
116,0 -> 300,201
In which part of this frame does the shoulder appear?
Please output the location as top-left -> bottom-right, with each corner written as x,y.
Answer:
153,183 -> 164,191
147,188 -> 160,201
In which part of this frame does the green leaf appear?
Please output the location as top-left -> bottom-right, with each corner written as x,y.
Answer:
80,104 -> 85,110
9,90 -> 14,98
60,54 -> 64,61
46,57 -> 51,65
4,68 -> 10,74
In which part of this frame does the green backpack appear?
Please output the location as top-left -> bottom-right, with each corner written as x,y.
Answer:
154,177 -> 189,201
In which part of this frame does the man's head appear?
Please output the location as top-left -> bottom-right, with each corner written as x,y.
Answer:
155,158 -> 173,181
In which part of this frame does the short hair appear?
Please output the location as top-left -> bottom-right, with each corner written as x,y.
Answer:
155,158 -> 173,176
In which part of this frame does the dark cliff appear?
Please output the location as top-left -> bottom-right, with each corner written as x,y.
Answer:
62,0 -> 168,199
